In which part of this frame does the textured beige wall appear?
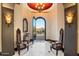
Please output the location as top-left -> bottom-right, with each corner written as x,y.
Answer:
77,4 -> 79,53
14,4 -> 24,48
0,3 -> 2,52
57,3 -> 64,41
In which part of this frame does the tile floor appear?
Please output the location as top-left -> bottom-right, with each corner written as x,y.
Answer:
14,40 -> 64,56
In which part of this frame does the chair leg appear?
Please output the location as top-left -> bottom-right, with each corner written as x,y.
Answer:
27,46 -> 29,51
50,45 -> 52,51
50,47 -> 52,51
62,48 -> 64,52
17,45 -> 20,56
56,50 -> 58,56
18,49 -> 20,56
32,40 -> 34,44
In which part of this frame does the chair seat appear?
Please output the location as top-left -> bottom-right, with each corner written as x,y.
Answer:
52,43 -> 63,50
46,39 -> 57,42
20,44 -> 26,50
15,42 -> 28,51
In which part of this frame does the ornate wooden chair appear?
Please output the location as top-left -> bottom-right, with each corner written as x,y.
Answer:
50,28 -> 64,56
16,29 -> 29,55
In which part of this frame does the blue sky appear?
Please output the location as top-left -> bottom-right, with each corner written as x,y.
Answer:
36,18 -> 45,28
33,18 -> 45,28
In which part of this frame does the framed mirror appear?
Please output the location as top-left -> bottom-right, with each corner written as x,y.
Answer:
23,18 -> 28,32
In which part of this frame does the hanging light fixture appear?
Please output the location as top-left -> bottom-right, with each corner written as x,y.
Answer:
27,3 -> 53,12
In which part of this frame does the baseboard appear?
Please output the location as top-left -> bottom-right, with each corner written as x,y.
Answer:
0,52 -> 2,56
45,39 -> 51,41
77,53 -> 79,56
14,48 -> 17,51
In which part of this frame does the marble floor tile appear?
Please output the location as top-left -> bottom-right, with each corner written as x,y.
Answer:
13,40 -> 64,56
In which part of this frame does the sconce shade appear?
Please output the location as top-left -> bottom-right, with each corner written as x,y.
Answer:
66,12 -> 74,24
4,13 -> 12,25
66,16 -> 73,24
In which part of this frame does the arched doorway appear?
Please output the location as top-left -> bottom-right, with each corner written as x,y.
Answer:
32,17 -> 46,41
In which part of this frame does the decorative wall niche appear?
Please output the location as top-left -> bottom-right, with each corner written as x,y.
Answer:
23,18 -> 28,32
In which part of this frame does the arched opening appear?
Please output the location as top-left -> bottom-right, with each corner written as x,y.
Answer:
32,17 -> 46,41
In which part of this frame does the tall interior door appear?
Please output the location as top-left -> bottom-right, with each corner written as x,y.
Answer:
32,17 -> 46,40
64,4 -> 77,56
2,7 -> 14,56
32,17 -> 36,40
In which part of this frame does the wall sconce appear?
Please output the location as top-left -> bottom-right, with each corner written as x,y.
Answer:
66,12 -> 74,25
4,13 -> 12,27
